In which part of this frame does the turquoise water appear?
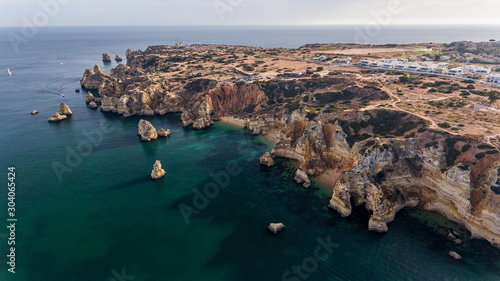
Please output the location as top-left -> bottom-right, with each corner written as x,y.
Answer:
0,27 -> 500,280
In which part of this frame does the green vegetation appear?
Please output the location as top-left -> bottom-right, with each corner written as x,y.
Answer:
488,91 -> 500,103
445,138 -> 465,167
475,152 -> 486,159
438,122 -> 452,129
478,144 -> 496,150
461,145 -> 471,152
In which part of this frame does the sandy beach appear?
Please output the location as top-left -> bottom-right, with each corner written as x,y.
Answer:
221,116 -> 246,127
318,169 -> 342,187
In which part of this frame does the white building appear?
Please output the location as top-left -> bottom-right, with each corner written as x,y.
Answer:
382,63 -> 394,70
313,56 -> 327,61
407,64 -> 420,72
419,63 -> 437,73
488,75 -> 500,85
395,63 -> 407,70
360,60 -> 373,66
448,67 -> 464,76
381,58 -> 408,64
333,57 -> 352,64
474,67 -> 492,75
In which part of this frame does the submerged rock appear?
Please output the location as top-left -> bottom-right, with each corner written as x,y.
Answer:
294,169 -> 311,188
158,129 -> 171,138
448,251 -> 462,260
88,101 -> 98,109
260,152 -> 275,167
102,53 -> 112,62
267,223 -> 286,235
58,103 -> 73,115
48,112 -> 67,122
151,160 -> 166,180
138,119 -> 157,142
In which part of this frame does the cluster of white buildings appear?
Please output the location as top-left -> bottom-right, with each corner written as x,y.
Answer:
312,56 -> 352,64
359,58 -> 494,77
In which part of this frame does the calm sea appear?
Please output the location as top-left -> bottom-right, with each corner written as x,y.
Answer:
0,26 -> 499,281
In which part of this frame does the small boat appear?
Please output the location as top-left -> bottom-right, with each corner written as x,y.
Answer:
60,94 -> 65,97
7,67 -> 12,75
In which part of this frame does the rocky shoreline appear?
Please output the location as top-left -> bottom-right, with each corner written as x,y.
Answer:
78,44 -> 500,249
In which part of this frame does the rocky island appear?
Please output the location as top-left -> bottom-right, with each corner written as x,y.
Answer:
79,43 -> 500,249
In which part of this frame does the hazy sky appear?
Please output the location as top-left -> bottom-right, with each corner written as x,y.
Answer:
1,0 -> 500,27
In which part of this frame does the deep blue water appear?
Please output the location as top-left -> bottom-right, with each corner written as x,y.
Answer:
0,26 -> 499,281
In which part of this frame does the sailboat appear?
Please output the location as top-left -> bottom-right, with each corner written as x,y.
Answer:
7,67 -> 12,76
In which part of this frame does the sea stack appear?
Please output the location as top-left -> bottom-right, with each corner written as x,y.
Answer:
138,119 -> 158,142
151,160 -> 166,180
58,103 -> 73,115
115,55 -> 123,62
260,152 -> 275,167
48,112 -> 67,122
294,169 -> 311,188
267,223 -> 286,235
88,101 -> 98,109
102,53 -> 112,63
158,129 -> 171,138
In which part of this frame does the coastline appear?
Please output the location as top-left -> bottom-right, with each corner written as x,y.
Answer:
318,169 -> 342,187
220,117 -> 280,144
220,116 -> 245,127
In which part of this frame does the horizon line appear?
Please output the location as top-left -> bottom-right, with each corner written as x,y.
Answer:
2,23 -> 500,28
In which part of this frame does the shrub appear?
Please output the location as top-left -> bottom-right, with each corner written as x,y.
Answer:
475,152 -> 486,159
438,122 -> 452,129
461,145 -> 471,152
478,144 -> 496,150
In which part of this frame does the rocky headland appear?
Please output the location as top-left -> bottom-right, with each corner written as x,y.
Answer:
79,44 -> 500,249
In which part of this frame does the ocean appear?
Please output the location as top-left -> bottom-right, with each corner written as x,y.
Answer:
0,26 -> 499,281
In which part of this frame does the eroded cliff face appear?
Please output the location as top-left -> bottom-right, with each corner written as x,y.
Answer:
270,107 -> 357,175
253,107 -> 500,248
80,63 -> 268,128
326,136 -> 500,247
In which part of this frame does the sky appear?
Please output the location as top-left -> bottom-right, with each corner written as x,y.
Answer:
1,0 -> 500,27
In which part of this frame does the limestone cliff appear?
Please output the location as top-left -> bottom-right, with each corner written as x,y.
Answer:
254,107 -> 500,248
138,119 -> 158,142
326,135 -> 500,248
